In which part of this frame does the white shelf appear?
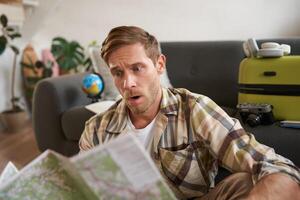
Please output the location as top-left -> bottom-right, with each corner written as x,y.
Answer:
23,0 -> 39,7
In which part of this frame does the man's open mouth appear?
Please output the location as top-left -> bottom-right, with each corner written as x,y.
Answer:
130,96 -> 141,100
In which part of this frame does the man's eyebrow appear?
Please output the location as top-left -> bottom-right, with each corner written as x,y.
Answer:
110,62 -> 144,71
109,66 -> 120,72
130,62 -> 144,67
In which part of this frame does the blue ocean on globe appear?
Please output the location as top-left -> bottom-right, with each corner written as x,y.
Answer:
82,74 -> 104,97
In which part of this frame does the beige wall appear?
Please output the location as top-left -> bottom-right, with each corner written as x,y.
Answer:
1,0 -> 300,112
30,0 -> 300,47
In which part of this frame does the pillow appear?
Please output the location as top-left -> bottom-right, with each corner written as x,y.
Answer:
88,47 -> 120,100
85,100 -> 116,114
161,67 -> 173,88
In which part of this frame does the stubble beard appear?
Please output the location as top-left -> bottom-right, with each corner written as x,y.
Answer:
127,81 -> 161,115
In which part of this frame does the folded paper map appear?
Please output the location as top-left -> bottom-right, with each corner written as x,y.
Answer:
0,134 -> 176,200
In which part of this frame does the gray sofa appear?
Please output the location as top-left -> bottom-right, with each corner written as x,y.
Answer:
33,39 -> 300,171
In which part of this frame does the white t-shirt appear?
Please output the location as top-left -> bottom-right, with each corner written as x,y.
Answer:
123,115 -> 157,148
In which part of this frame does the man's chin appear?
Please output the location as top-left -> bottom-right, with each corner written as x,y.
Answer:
127,104 -> 146,115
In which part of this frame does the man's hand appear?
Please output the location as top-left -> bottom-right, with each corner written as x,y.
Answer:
246,173 -> 300,200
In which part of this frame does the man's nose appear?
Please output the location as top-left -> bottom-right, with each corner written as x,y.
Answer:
123,75 -> 136,89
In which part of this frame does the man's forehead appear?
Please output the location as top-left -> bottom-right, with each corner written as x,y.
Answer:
109,43 -> 145,57
107,44 -> 149,69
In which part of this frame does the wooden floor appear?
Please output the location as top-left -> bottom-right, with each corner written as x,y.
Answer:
0,121 -> 41,172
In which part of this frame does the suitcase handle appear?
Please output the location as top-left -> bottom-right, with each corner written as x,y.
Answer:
263,71 -> 277,76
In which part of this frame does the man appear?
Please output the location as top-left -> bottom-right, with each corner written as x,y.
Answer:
79,26 -> 300,199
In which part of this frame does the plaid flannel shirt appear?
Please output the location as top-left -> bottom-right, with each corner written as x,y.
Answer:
79,87 -> 300,199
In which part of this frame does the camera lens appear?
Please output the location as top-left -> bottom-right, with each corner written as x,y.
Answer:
246,114 -> 261,127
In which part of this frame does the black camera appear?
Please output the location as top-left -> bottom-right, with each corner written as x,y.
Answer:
237,103 -> 275,127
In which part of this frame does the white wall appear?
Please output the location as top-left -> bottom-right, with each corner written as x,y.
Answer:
1,0 -> 300,112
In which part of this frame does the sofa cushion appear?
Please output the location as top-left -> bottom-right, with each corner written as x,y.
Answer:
243,123 -> 300,167
61,106 -> 95,141
220,105 -> 300,166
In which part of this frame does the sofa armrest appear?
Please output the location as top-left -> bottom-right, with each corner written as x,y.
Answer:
32,73 -> 91,156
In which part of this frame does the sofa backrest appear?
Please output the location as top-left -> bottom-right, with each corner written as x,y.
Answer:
161,41 -> 244,108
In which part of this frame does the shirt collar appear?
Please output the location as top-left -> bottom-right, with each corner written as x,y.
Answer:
160,87 -> 179,116
105,99 -> 128,134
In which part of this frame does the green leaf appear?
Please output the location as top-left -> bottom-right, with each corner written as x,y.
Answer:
6,27 -> 14,32
52,37 -> 67,47
59,59 -> 68,69
10,45 -> 19,54
26,77 -> 42,83
83,58 -> 91,66
20,61 -> 34,68
0,36 -> 7,55
51,37 -> 67,54
24,77 -> 42,85
50,36 -> 85,70
71,41 -> 84,50
53,37 -> 67,43
43,68 -> 53,78
85,65 -> 92,72
45,60 -> 54,68
8,33 -> 21,39
51,46 -> 63,56
73,53 -> 84,64
74,50 -> 84,59
0,14 -> 8,27
83,58 -> 92,71
69,59 -> 77,70
64,59 -> 72,70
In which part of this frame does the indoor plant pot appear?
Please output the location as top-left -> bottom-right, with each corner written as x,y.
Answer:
1,109 -> 28,133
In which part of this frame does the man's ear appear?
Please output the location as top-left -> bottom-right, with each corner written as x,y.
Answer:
156,54 -> 166,75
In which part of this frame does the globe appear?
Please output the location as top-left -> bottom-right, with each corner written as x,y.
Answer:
82,73 -> 104,101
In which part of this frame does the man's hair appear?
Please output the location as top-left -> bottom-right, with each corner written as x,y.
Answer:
101,26 -> 161,65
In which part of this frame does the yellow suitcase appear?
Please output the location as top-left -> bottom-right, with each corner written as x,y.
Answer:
238,56 -> 300,120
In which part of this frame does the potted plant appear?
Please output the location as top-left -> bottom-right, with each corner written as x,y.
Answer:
0,14 -> 27,132
51,37 -> 85,74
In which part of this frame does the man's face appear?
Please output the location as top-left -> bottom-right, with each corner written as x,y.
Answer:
107,43 -> 165,115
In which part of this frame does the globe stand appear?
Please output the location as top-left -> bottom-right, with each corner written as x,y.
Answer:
87,93 -> 102,103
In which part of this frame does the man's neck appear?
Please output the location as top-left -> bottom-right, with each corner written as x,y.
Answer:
129,114 -> 157,129
129,88 -> 162,129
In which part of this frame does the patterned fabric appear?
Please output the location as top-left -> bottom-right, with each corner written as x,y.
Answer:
79,88 -> 300,199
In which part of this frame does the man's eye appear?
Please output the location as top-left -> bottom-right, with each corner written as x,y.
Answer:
113,70 -> 123,77
132,66 -> 142,72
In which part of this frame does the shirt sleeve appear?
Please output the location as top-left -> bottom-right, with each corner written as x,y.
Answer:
78,117 -> 96,153
191,95 -> 300,184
